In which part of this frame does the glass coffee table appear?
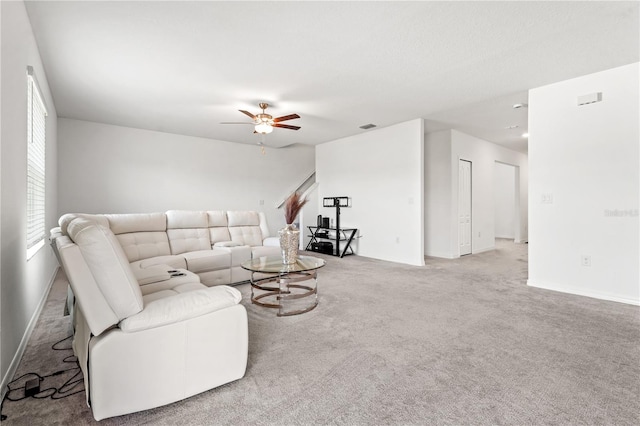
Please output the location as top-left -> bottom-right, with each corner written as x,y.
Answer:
241,255 -> 326,316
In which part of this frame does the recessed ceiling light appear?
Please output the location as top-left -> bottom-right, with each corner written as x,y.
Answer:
505,125 -> 519,129
522,132 -> 529,138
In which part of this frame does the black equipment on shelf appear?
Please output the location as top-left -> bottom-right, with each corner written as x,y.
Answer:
310,241 -> 333,255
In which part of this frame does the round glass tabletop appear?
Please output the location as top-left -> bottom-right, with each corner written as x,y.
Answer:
241,255 -> 326,274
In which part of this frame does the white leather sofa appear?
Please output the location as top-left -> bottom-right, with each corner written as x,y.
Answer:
51,210 -> 281,420
55,210 -> 281,287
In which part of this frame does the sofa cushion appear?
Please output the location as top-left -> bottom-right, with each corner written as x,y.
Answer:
67,218 -> 144,320
209,228 -> 231,245
139,271 -> 201,296
166,211 -> 211,254
166,210 -> 208,229
168,228 -> 211,254
116,232 -> 171,262
227,211 -> 260,227
132,255 -> 187,270
207,211 -> 228,227
119,286 -> 242,332
105,213 -> 167,235
229,226 -> 264,247
182,249 -> 230,273
207,211 -> 231,244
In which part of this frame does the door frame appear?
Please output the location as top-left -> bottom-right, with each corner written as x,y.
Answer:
458,159 -> 472,256
494,160 -> 522,243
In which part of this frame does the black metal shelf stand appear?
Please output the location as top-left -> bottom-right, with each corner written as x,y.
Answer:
306,226 -> 358,258
306,196 -> 356,258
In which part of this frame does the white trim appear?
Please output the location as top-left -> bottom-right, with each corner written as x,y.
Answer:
26,239 -> 45,261
275,171 -> 316,208
0,267 -> 59,401
26,66 -> 48,116
472,246 -> 494,254
527,279 -> 640,306
424,252 -> 458,259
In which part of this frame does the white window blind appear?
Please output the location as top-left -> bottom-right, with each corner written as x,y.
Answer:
26,66 -> 48,257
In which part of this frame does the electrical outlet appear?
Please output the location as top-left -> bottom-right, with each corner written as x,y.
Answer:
259,200 -> 264,205
581,255 -> 591,267
541,193 -> 554,204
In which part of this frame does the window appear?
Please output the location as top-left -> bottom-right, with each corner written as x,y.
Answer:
26,66 -> 48,259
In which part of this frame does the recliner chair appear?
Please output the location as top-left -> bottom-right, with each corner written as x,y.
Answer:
56,217 -> 248,420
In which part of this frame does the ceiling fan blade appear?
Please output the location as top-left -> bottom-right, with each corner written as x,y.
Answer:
220,122 -> 254,125
273,123 -> 301,130
273,113 -> 300,123
239,110 -> 256,119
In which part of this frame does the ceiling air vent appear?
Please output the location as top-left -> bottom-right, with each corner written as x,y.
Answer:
577,92 -> 602,106
359,123 -> 377,130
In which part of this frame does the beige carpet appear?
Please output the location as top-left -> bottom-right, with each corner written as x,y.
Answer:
2,240 -> 639,425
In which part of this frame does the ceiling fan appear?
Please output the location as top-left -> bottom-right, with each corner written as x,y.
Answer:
222,103 -> 301,134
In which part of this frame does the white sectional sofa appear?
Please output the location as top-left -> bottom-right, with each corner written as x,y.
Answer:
51,210 -> 281,420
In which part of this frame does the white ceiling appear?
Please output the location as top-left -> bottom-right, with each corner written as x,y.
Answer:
24,1 -> 639,152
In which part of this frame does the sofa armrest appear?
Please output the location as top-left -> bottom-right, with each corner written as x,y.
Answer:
213,241 -> 244,248
119,286 -> 242,332
263,237 -> 279,247
130,264 -> 171,286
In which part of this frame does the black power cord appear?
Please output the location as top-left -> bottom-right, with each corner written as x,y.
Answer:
1,335 -> 84,421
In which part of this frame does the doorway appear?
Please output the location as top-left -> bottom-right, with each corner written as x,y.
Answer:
458,159 -> 472,256
494,161 -> 520,242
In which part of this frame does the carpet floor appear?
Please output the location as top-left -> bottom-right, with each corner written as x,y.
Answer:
2,240 -> 639,425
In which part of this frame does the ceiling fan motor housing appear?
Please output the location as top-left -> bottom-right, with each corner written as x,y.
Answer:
256,113 -> 273,125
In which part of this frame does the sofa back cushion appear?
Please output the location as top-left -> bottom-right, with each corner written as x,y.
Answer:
56,235 -> 120,336
166,210 -> 211,254
67,218 -> 144,321
227,211 -> 264,246
105,213 -> 171,262
207,210 -> 231,244
59,213 -> 109,236
105,212 -> 166,234
115,232 -> 172,263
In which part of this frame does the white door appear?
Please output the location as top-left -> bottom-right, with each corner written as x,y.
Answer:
458,160 -> 472,256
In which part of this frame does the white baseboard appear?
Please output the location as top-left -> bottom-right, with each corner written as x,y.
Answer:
424,251 -> 457,259
0,267 -> 59,401
425,246 -> 495,259
472,246 -> 494,254
527,279 -> 640,306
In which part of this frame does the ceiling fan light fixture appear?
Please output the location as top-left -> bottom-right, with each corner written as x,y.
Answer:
255,123 -> 273,134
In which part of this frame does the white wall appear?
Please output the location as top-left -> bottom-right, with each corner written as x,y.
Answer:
316,119 -> 425,266
1,0 -> 59,392
57,118 -> 315,234
494,162 -> 516,239
424,129 -> 528,258
528,62 -> 639,305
